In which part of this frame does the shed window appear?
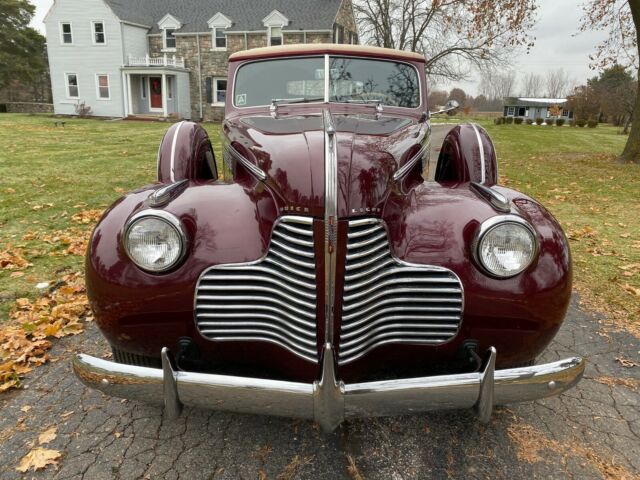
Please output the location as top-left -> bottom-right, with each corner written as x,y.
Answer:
92,21 -> 105,44
507,106 -> 515,116
61,23 -> 73,44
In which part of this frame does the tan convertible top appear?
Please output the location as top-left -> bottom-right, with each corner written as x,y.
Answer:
229,43 -> 425,63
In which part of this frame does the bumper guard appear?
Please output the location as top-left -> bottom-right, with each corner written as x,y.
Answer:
73,344 -> 585,432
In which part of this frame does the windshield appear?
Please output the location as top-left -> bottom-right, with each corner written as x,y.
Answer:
233,56 -> 421,109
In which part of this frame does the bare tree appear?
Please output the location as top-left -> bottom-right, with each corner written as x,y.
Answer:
581,0 -> 640,163
354,0 -> 538,81
521,72 -> 544,97
479,70 -> 517,100
545,68 -> 571,98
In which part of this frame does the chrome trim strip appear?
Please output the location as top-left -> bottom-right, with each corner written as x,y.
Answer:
470,123 -> 486,184
392,143 -> 428,181
149,179 -> 189,208
169,121 -> 186,183
323,109 -> 338,345
224,144 -> 268,181
73,349 -> 585,433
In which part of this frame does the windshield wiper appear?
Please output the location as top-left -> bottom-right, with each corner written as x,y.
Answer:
342,98 -> 384,114
270,97 -> 324,117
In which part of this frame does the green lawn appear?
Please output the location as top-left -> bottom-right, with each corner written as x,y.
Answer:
0,114 -> 220,319
0,114 -> 638,334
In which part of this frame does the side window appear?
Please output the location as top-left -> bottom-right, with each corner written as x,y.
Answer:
61,22 -> 73,44
92,21 -> 105,44
66,73 -> 79,98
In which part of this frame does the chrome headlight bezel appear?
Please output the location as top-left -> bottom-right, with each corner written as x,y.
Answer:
473,215 -> 539,279
123,210 -> 187,273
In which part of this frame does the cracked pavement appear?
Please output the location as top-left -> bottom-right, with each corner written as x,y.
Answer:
1,125 -> 638,479
0,296 -> 638,479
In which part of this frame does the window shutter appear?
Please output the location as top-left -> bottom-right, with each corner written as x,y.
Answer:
206,77 -> 213,104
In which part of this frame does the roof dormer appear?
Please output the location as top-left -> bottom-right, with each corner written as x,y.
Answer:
207,12 -> 233,29
157,13 -> 182,30
262,10 -> 289,28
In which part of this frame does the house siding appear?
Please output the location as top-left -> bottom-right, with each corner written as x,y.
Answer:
46,1 -> 357,122
45,0 -> 126,117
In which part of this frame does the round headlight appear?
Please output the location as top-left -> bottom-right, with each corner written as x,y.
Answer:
476,217 -> 537,278
124,211 -> 186,272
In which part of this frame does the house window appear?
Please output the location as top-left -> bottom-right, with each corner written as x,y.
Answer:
213,27 -> 227,49
60,22 -> 73,44
269,27 -> 282,46
507,106 -> 515,116
334,25 -> 344,43
164,28 -> 176,49
562,108 -> 569,117
92,21 -> 105,44
141,77 -> 147,98
96,74 -> 110,99
167,77 -> 173,100
213,78 -> 226,105
65,73 -> 79,98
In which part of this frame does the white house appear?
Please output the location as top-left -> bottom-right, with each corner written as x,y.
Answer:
43,0 -> 357,120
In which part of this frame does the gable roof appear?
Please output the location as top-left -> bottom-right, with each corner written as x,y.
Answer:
504,97 -> 568,107
104,0 -> 344,33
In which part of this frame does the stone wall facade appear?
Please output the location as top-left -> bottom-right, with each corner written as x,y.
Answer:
147,1 -> 357,122
3,102 -> 54,114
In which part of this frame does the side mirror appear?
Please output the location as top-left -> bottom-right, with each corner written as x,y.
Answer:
430,99 -> 460,116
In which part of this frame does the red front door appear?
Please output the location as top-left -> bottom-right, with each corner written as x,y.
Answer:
149,77 -> 162,109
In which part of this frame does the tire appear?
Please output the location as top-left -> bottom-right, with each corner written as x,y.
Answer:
111,346 -> 161,368
434,123 -> 498,186
157,121 -> 217,183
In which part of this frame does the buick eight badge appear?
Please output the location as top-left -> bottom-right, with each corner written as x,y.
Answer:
73,44 -> 584,431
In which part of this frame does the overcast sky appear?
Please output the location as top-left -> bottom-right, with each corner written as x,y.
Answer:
30,0 -> 607,96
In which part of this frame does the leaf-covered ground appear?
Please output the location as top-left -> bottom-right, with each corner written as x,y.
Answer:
0,114 -> 221,392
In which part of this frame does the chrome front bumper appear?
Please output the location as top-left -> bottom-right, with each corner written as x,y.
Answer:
72,344 -> 585,432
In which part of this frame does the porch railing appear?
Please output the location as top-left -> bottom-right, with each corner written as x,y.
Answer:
127,54 -> 185,68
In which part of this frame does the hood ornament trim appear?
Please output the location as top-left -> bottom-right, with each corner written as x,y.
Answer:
323,109 -> 338,346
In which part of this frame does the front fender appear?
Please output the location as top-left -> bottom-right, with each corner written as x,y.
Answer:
86,181 -> 277,360
377,182 -> 572,368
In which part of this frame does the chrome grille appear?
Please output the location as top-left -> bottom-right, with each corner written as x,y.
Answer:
195,216 -> 318,363
339,218 -> 463,365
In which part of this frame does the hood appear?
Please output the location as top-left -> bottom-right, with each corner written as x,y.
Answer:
224,110 -> 427,218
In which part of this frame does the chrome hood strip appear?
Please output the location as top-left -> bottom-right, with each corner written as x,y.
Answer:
323,109 -> 338,346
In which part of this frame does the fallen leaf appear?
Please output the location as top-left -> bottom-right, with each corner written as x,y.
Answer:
38,426 -> 57,445
16,447 -> 61,472
621,283 -> 640,296
616,357 -> 639,368
20,406 -> 32,413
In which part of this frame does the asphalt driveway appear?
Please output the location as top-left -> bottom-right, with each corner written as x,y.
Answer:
0,125 -> 638,479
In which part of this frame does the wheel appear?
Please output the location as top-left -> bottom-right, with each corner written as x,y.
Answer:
157,121 -> 217,183
111,346 -> 161,368
434,123 -> 498,186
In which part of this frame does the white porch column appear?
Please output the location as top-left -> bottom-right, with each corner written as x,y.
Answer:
161,73 -> 168,117
126,73 -> 133,117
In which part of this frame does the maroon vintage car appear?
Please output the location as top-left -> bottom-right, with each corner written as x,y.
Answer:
73,44 -> 584,431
